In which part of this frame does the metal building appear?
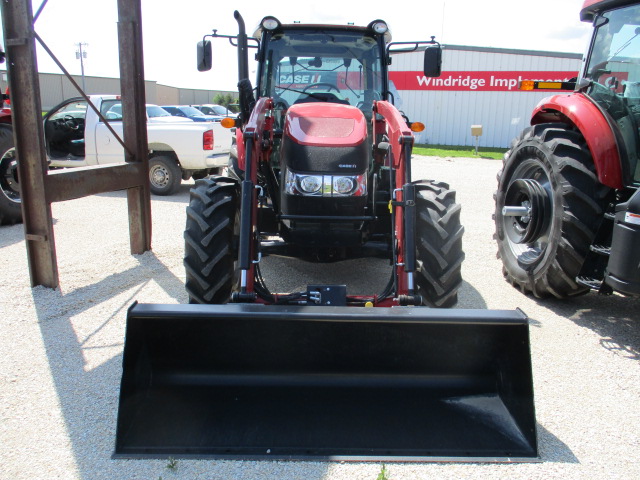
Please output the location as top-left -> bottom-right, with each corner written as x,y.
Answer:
390,45 -> 583,148
0,71 -> 233,112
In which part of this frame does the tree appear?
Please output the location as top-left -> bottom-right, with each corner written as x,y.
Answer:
213,93 -> 239,113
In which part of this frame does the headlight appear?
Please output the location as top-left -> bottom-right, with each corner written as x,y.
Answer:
261,16 -> 281,31
333,176 -> 355,195
299,175 -> 322,194
368,20 -> 388,34
284,170 -> 367,197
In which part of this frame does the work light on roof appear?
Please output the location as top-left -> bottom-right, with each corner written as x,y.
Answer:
370,21 -> 388,34
262,16 -> 281,31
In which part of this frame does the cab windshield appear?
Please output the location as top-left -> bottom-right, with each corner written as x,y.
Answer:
259,29 -> 384,113
584,5 -> 640,183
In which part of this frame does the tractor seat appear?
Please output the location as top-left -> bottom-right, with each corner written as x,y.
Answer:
69,139 -> 85,157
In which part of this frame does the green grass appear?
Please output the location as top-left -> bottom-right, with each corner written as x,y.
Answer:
376,464 -> 389,480
165,457 -> 178,470
414,144 -> 507,160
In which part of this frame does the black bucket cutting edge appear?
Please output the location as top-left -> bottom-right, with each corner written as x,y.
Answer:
114,303 -> 538,461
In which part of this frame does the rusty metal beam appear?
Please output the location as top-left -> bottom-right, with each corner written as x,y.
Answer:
1,0 -> 58,287
1,0 -> 153,288
117,0 -> 152,254
45,163 -> 145,203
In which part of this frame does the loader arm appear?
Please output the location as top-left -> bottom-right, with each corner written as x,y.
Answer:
237,97 -> 274,298
374,100 -> 417,301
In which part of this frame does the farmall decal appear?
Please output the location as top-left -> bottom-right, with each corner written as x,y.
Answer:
390,71 -> 579,91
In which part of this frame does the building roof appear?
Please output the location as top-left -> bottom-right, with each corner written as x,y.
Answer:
443,44 -> 583,60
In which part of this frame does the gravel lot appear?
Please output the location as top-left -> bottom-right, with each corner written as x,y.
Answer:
1,155 -> 638,480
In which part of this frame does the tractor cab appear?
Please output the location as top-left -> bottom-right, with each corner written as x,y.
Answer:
580,1 -> 640,184
254,23 -> 387,125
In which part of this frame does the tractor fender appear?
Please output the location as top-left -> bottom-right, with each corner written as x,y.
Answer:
531,93 -> 623,189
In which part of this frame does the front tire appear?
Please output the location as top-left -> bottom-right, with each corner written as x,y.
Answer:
0,125 -> 22,226
184,177 -> 240,304
414,180 -> 465,307
494,123 -> 611,298
149,155 -> 181,196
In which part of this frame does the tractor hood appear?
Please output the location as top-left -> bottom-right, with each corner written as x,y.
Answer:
284,103 -> 367,147
281,103 -> 369,174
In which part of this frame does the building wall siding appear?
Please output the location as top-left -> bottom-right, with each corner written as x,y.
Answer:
390,45 -> 583,147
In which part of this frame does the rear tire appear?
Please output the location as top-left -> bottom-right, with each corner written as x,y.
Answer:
414,180 -> 465,307
494,123 -> 611,298
149,155 -> 181,196
0,125 -> 22,226
184,177 -> 240,304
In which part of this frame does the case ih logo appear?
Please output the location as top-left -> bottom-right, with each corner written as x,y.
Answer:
390,71 -> 578,92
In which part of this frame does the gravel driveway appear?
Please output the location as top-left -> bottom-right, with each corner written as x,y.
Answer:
1,155 -> 638,479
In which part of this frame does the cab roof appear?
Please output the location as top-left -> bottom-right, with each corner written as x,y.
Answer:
253,21 -> 392,44
581,0 -> 637,21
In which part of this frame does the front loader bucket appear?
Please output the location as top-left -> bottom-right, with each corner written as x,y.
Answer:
115,303 -> 537,461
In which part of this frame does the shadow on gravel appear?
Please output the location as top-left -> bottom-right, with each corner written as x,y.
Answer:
96,183 -> 193,204
457,280 -> 487,309
0,219 -> 57,248
30,252 -> 193,479
532,293 -> 639,361
0,222 -> 25,248
537,424 -> 579,463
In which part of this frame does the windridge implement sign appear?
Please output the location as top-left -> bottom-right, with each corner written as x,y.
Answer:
389,71 -> 578,91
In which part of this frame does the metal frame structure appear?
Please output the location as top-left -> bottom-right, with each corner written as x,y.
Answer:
1,0 -> 152,288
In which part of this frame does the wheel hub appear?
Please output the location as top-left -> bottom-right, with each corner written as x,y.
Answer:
503,178 -> 550,244
0,148 -> 20,203
150,165 -> 169,187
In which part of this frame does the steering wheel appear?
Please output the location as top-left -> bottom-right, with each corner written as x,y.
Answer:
302,82 -> 340,94
63,114 -> 80,131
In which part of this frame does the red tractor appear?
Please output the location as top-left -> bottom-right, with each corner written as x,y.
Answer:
495,0 -> 640,298
185,16 -> 463,308
0,44 -> 20,225
115,12 -> 538,460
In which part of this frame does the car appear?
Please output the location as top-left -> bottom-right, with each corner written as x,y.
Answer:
193,104 -> 238,119
145,105 -> 194,123
161,105 -> 220,122
104,103 -> 194,123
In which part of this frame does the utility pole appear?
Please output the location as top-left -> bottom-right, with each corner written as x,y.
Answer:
75,42 -> 88,91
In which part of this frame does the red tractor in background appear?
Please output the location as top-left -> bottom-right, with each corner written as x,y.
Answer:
0,45 -> 20,226
495,0 -> 640,298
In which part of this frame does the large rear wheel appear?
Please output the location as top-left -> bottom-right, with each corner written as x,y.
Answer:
184,177 -> 240,303
414,180 -> 465,307
494,123 -> 611,298
0,125 -> 22,226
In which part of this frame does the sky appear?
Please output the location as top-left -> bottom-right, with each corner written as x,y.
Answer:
1,0 -> 593,92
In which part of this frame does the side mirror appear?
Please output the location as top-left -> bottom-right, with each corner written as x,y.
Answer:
197,40 -> 212,72
423,45 -> 442,78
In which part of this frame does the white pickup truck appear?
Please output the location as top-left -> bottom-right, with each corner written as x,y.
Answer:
45,95 -> 232,195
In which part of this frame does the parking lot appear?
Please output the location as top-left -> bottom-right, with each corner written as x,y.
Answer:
1,155 -> 638,480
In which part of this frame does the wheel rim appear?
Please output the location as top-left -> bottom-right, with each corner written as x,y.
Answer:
150,164 -> 169,188
501,160 -> 553,266
0,147 -> 20,204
